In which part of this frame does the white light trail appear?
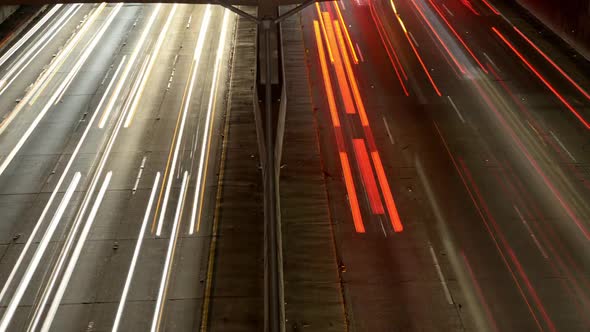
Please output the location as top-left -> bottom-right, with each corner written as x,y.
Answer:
190,9 -> 232,234
0,3 -> 120,177
41,171 -> 112,332
0,4 -> 63,68
0,55 -> 125,309
0,5 -> 79,94
112,172 -> 161,332
98,4 -> 163,129
151,171 -> 189,332
0,172 -> 81,332
124,4 -> 178,128
156,5 -> 212,236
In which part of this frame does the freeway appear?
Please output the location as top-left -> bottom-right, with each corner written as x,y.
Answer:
302,0 -> 590,331
0,3 -> 235,331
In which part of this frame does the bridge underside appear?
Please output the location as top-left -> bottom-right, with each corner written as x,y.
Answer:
1,0 -> 305,7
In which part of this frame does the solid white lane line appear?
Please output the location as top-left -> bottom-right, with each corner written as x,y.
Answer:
0,172 -> 80,332
382,117 -> 395,145
447,96 -> 465,123
429,243 -> 454,305
41,172 -> 112,332
158,5 -> 212,236
189,9 -> 232,235
151,171 -> 189,332
549,130 -> 576,162
0,55 -> 125,308
99,4 -> 163,129
514,206 -> 549,259
0,5 -> 80,95
0,5 -> 63,67
0,3 -> 120,176
112,172 -> 161,332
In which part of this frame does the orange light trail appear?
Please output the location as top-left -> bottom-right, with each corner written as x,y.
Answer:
314,20 -> 341,127
368,0 -> 409,95
340,152 -> 366,233
513,26 -> 590,100
315,20 -> 365,233
316,3 -> 334,63
371,152 -> 403,232
331,21 -> 370,123
390,0 -> 442,96
492,27 -> 590,129
324,13 -> 357,114
460,0 -> 480,16
353,139 -> 385,214
479,0 -> 500,15
427,0 -> 488,73
332,16 -> 404,232
333,2 -> 359,64
411,0 -> 466,74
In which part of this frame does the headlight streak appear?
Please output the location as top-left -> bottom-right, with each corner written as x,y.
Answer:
98,4 -> 163,129
31,5 -> 172,327
28,3 -> 107,106
40,172 -> 113,332
189,9 -> 232,235
123,4 -> 179,128
0,172 -> 81,332
0,4 -> 63,68
112,172 -> 161,332
0,2 -> 118,177
0,54 -> 125,312
0,3 -> 103,137
151,171 -> 189,332
154,5 -> 212,237
0,4 -> 78,94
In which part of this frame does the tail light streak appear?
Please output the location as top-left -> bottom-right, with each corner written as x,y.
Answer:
333,2 -> 359,64
314,20 -> 365,233
492,27 -> 590,129
323,14 -> 357,114
390,0 -> 442,96
315,12 -> 405,232
513,26 -> 590,101
425,0 -> 488,73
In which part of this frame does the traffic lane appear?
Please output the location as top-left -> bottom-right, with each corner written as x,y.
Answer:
397,0 -> 590,140
302,6 -> 473,330
0,3 -> 139,250
0,5 -> 93,119
0,3 -> 137,186
44,6 -> 233,331
306,1 -> 588,330
385,0 -> 590,230
425,66 -> 590,330
0,2 -> 169,330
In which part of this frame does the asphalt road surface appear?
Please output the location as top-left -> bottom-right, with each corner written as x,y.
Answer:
0,4 -> 235,331
301,0 -> 590,331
